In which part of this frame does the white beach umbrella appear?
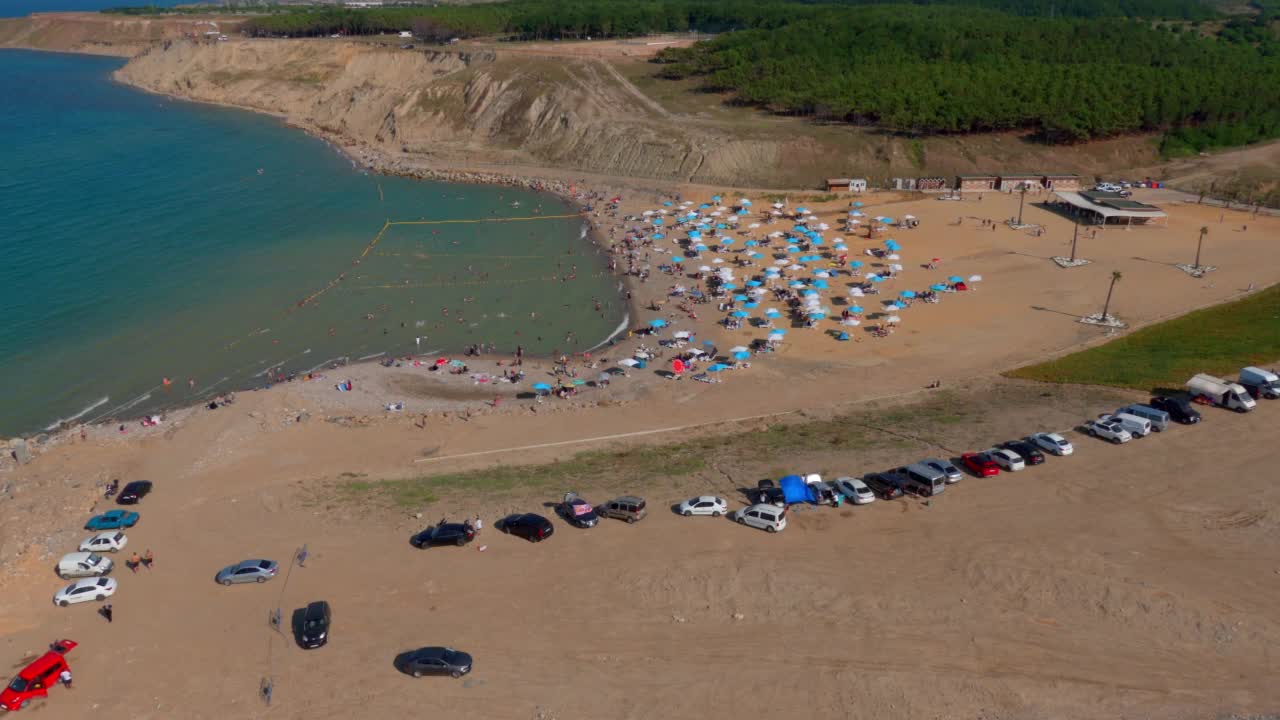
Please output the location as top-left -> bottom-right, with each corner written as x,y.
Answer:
886,315 -> 902,324
969,275 -> 984,282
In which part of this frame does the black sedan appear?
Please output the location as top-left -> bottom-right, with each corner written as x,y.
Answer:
411,523 -> 475,549
117,480 -> 153,505
396,646 -> 473,679
297,600 -> 331,649
1000,440 -> 1045,466
498,513 -> 554,542
556,492 -> 598,528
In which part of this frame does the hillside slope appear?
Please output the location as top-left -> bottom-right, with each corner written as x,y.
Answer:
0,12 -> 244,57
114,38 -> 1172,188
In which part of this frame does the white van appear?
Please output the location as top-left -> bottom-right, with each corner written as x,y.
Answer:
1116,404 -> 1170,432
57,552 -> 113,579
732,504 -> 787,533
1109,412 -> 1152,438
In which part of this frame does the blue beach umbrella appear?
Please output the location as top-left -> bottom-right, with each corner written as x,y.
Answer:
931,283 -> 948,292
651,233 -> 665,240
769,328 -> 787,336
733,294 -> 749,302
813,280 -> 829,289
834,244 -> 848,251
745,240 -> 758,247
849,260 -> 863,268
689,230 -> 702,239
788,280 -> 805,288
746,280 -> 763,287
722,283 -> 738,290
892,301 -> 906,309
699,203 -> 710,209
808,311 -> 826,320
741,199 -> 753,206
803,289 -> 819,297
652,218 -> 664,226
736,209 -> 748,215
650,318 -> 668,328
743,302 -> 759,309
711,195 -> 721,202
532,382 -> 553,392
849,305 -> 864,314
707,364 -> 728,372
900,290 -> 916,298
870,276 -> 885,283
695,244 -> 708,251
663,201 -> 673,206
731,311 -> 750,318
733,351 -> 751,361
750,252 -> 765,260
721,238 -> 735,245
716,223 -> 729,230
852,201 -> 864,207
788,246 -> 801,254
878,216 -> 895,224
949,275 -> 963,283
671,256 -> 684,263
796,207 -> 809,213
765,309 -> 782,318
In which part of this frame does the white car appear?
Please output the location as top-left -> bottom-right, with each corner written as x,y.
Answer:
80,531 -> 128,553
987,448 -> 1025,472
1084,418 -> 1132,444
1029,432 -> 1073,456
732,504 -> 787,533
677,496 -> 728,517
53,577 -> 117,607
833,477 -> 876,504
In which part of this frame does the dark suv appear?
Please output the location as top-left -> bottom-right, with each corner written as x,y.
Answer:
499,513 -> 554,542
862,472 -> 906,500
1150,396 -> 1201,424
298,600 -> 331,649
999,440 -> 1044,466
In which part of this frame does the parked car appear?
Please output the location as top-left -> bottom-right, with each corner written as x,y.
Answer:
677,496 -> 728,517
0,640 -> 76,712
1115,404 -> 1170,432
557,492 -> 599,528
1100,412 -> 1151,438
215,559 -> 279,585
752,479 -> 785,505
79,531 -> 127,554
987,448 -> 1025,472
1028,432 -> 1073,456
396,647 -> 473,678
1149,396 -> 1201,425
298,600 -> 332,649
598,496 -> 648,524
959,452 -> 999,477
1083,418 -> 1132,444
56,552 -> 113,579
84,509 -> 138,531
411,523 -> 475,548
862,471 -> 907,499
833,477 -> 876,504
732,503 -> 787,532
921,458 -> 962,483
53,577 -> 117,607
116,480 -> 153,505
498,513 -> 554,542
999,440 -> 1045,466
896,463 -> 947,496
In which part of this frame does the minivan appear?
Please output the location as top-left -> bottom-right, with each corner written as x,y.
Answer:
732,504 -> 787,533
1109,412 -> 1152,438
1116,404 -> 1170,432
897,463 -> 946,496
56,552 -> 113,579
598,496 -> 648,524
0,640 -> 77,711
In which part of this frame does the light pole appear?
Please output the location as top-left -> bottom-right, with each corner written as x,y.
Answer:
1017,184 -> 1027,226
1070,221 -> 1080,263
1195,226 -> 1207,269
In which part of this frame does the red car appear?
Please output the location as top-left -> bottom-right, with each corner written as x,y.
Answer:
960,452 -> 1000,477
1,640 -> 76,711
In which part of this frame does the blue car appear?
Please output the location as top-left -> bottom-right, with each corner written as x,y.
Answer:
85,509 -> 139,531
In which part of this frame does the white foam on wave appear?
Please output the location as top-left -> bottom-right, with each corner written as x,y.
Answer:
583,312 -> 629,354
357,351 -> 385,362
43,395 -> 109,431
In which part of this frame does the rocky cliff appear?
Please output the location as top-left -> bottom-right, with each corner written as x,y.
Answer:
0,13 -> 243,57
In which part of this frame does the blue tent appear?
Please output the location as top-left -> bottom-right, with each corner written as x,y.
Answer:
780,475 -> 816,504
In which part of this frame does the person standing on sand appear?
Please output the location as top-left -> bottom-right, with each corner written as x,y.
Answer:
100,604 -> 113,623
59,669 -> 72,689
142,549 -> 154,570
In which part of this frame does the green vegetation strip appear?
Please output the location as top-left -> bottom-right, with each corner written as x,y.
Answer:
1008,284 -> 1280,390
337,391 -> 977,508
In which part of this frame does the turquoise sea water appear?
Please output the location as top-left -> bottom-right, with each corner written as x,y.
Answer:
0,50 -> 624,435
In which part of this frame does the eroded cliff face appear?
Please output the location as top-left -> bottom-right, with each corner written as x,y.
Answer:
113,39 -> 785,185
0,13 -> 244,57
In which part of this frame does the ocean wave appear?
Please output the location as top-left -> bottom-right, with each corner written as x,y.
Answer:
42,395 -> 109,431
583,312 -> 630,354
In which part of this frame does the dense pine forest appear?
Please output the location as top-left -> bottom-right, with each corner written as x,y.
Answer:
113,0 -> 1280,151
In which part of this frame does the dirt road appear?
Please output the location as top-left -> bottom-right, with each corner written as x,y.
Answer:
5,387 -> 1278,719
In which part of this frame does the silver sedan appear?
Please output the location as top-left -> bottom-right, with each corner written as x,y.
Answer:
216,559 -> 279,585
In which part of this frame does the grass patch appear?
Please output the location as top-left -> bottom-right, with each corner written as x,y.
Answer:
1007,284 -> 1280,390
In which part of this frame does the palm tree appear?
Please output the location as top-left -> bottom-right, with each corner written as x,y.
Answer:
1194,226 -> 1208,269
1101,271 -> 1122,322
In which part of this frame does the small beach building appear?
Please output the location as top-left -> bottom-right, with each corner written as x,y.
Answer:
826,178 -> 853,192
849,178 -> 867,193
1042,174 -> 1082,192
998,174 -> 1041,192
957,175 -> 998,192
1051,190 -> 1169,227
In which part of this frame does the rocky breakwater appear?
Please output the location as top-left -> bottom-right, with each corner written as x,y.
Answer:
114,38 -> 784,186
